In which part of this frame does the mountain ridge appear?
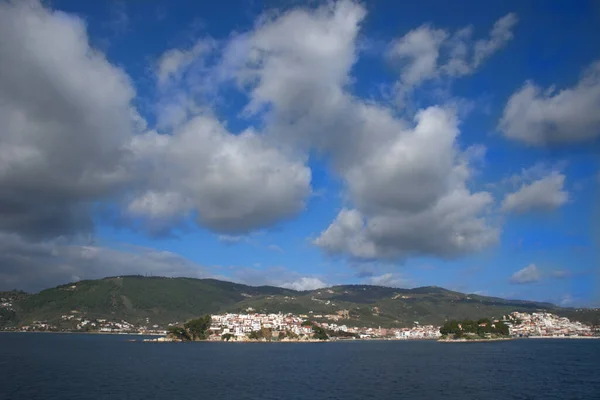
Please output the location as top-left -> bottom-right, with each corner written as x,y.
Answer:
1,275 -> 598,329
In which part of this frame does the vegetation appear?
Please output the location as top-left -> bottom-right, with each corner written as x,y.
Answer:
184,315 -> 212,340
440,318 -> 510,339
249,327 -> 273,341
167,326 -> 191,341
2,276 -> 599,330
279,330 -> 299,340
312,325 -> 329,341
0,308 -> 18,328
221,333 -> 234,341
167,315 -> 212,341
326,329 -> 358,339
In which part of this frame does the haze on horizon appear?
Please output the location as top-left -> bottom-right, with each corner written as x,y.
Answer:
0,0 -> 598,306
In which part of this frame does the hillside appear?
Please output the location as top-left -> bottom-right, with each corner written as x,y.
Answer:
1,276 -> 598,329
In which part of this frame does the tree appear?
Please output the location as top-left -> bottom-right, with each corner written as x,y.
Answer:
312,325 -> 328,341
282,330 -> 298,339
260,327 -> 272,341
301,320 -> 313,327
184,315 -> 212,340
221,333 -> 234,341
493,321 -> 509,336
168,326 -> 191,341
168,315 -> 212,341
249,330 -> 261,340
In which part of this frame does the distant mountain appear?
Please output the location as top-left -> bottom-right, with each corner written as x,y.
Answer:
1,276 -> 598,329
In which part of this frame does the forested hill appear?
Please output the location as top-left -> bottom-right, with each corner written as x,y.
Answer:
1,276 -> 598,329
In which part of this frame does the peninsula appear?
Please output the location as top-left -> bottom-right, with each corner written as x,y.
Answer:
438,318 -> 511,342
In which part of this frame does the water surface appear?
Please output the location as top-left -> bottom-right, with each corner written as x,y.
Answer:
1,333 -> 598,400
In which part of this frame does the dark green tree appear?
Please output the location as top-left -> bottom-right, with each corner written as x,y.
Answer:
249,330 -> 261,340
184,315 -> 212,340
312,325 -> 329,341
168,326 -> 191,341
493,321 -> 510,336
221,333 -> 234,341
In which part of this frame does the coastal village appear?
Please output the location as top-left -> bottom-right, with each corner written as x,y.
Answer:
504,312 -> 594,338
4,297 -> 598,340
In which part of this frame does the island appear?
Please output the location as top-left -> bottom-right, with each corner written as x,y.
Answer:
438,318 -> 511,342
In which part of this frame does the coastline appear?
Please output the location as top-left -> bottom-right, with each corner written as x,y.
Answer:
438,337 -> 513,343
3,330 -> 599,341
0,330 -> 163,336
519,335 -> 600,340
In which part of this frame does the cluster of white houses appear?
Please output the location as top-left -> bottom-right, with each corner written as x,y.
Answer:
506,312 -> 595,337
205,312 -> 441,340
209,313 -> 314,337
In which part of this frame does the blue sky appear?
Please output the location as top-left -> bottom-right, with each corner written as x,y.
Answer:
0,0 -> 598,306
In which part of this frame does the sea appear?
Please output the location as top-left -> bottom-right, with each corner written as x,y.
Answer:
1,333 -> 599,400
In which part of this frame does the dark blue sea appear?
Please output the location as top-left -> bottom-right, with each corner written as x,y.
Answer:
1,333 -> 599,400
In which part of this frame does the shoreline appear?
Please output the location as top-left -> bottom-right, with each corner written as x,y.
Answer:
438,337 -> 513,343
519,335 -> 600,340
0,330 -> 163,336
3,331 -> 599,341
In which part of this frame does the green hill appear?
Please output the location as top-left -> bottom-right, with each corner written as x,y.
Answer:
1,276 -> 598,329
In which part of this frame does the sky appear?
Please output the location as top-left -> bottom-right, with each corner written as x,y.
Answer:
0,0 -> 599,306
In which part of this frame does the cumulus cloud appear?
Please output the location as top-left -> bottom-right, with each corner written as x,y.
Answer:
0,233 -> 212,292
156,38 -> 216,86
228,266 -> 327,291
127,116 -> 311,234
550,269 -> 572,279
0,0 -> 520,290
0,1 -> 137,238
0,1 -> 312,239
500,60 -> 600,145
509,264 -> 541,284
388,13 -> 517,102
281,277 -> 327,291
0,232 -> 327,292
211,1 -> 498,260
473,13 -> 518,67
313,108 -> 498,260
366,273 -> 410,288
388,25 -> 448,87
502,172 -> 568,213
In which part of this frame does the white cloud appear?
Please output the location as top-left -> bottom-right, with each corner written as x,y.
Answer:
316,187 -> 496,260
0,233 -> 212,292
0,0 -> 521,289
156,38 -> 215,86
502,172 -> 569,213
500,60 -> 600,145
388,13 -> 518,104
0,0 -> 313,239
211,1 -> 499,260
366,273 -> 410,288
217,235 -> 245,244
267,244 -> 284,253
551,269 -> 572,279
281,277 -> 327,291
510,264 -> 541,284
228,266 -> 327,291
0,0 -> 137,237
388,25 -> 447,87
128,115 -> 311,234
313,107 -> 498,260
473,13 -> 518,67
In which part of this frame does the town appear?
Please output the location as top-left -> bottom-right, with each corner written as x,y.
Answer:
3,305 -> 597,340
505,312 -> 595,338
